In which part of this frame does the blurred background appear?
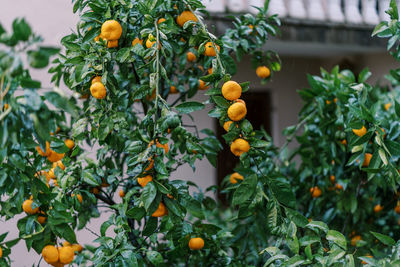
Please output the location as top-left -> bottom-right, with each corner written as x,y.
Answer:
1,0 -> 397,265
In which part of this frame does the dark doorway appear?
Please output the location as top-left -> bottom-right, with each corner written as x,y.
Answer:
216,90 -> 272,202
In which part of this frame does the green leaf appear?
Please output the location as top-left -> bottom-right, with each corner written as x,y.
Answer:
146,251 -> 163,265
20,77 -> 41,89
212,96 -> 230,108
141,183 -> 157,211
269,178 -> 295,208
232,174 -> 257,205
126,207 -> 146,221
370,231 -> 395,246
326,230 -> 347,250
306,221 -> 328,234
395,100 -> 400,118
12,18 -> 31,41
285,208 -> 309,227
82,169 -> 100,186
44,92 -> 77,117
175,102 -> 205,113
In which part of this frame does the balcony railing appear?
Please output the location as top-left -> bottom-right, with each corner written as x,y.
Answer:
202,0 -> 392,26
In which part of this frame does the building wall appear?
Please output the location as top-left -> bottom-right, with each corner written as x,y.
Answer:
0,1 -> 398,266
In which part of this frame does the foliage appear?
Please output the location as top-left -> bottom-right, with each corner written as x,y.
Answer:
1,0 -> 400,266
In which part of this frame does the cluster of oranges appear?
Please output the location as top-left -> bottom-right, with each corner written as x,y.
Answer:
90,76 -> 106,100
219,81 -> 251,157
94,19 -> 123,48
41,241 -> 82,267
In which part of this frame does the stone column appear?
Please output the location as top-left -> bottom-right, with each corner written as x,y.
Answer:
227,0 -> 247,12
201,0 -> 225,13
361,0 -> 379,25
306,0 -> 326,20
326,0 -> 345,22
288,0 -> 307,19
378,0 -> 390,21
267,0 -> 288,17
344,0 -> 363,24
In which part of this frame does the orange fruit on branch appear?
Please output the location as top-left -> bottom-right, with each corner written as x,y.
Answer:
22,199 -> 39,215
132,38 -> 143,46
204,42 -> 220,57
256,66 -> 271,79
152,202 -> 168,217
186,52 -> 196,62
90,82 -> 107,99
188,237 -> 204,250
176,11 -> 198,27
362,153 -> 372,167
138,175 -> 153,187
64,139 -> 75,150
230,138 -> 250,156
227,102 -> 247,121
222,81 -> 242,101
230,172 -> 244,184
352,126 -> 367,137
101,20 -> 122,40
58,246 -> 74,264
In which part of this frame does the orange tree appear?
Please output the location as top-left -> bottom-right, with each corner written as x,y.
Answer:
1,0 -> 400,266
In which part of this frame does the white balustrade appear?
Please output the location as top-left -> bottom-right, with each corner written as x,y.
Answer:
204,0 -> 385,26
248,0 -> 265,14
288,0 -> 307,19
268,0 -> 288,17
378,0 -> 390,21
306,0 -> 326,20
362,0 -> 379,25
201,0 -> 225,13
326,0 -> 345,23
344,0 -> 363,24
227,0 -> 247,12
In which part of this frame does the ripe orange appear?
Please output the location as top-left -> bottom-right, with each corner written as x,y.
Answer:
256,66 -> 271,79
42,245 -> 59,264
230,138 -> 250,156
64,139 -> 75,150
362,153 -> 372,167
90,82 -> 107,99
310,187 -> 322,198
138,175 -> 153,187
230,172 -> 244,184
227,102 -> 247,121
170,86 -> 178,94
47,151 -> 65,163
152,202 -> 168,217
187,52 -> 196,62
385,102 -> 391,111
3,103 -> 9,110
351,235 -> 361,246
204,42 -> 220,57
188,237 -> 204,250
101,20 -> 122,40
132,38 -> 143,46
91,76 -> 102,84
223,121 -> 234,132
335,184 -> 343,191
352,126 -> 367,137
71,244 -> 83,253
176,11 -> 198,27
157,18 -> 166,24
0,247 -> 2,258
36,141 -> 51,157
373,204 -> 383,213
341,139 -> 347,145
145,158 -> 154,171
58,246 -> 74,264
22,199 -> 39,215
326,100 -> 331,105
394,205 -> 400,214
208,68 -> 213,74
38,212 -> 47,224
53,161 -> 65,171
106,40 -> 118,48
329,175 -> 335,184
221,81 -> 242,101
72,193 -> 83,204
119,189 -> 125,198
198,80 -> 208,90
146,39 -> 156,49
63,241 -> 71,247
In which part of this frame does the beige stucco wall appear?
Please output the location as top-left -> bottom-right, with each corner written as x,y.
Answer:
0,1 -> 398,266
